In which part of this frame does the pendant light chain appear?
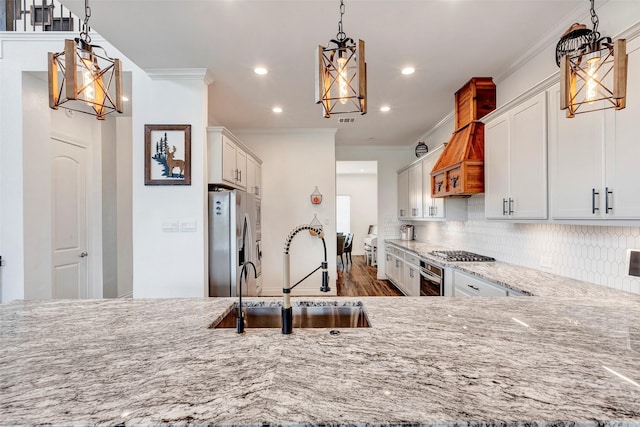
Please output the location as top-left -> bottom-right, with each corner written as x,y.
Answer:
80,0 -> 92,44
336,0 -> 346,42
589,0 -> 600,43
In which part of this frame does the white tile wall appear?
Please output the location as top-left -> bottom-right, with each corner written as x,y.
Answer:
413,195 -> 640,294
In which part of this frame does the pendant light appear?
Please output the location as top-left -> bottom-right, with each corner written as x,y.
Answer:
315,0 -> 367,118
48,0 -> 123,120
556,0 -> 627,117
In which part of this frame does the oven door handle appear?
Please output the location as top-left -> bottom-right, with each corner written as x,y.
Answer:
419,269 -> 442,283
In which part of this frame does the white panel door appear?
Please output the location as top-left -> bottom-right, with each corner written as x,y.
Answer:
509,91 -> 547,219
606,40 -> 640,218
397,169 -> 409,219
484,113 -> 510,219
221,135 -> 237,184
549,84 -> 604,219
52,139 -> 88,299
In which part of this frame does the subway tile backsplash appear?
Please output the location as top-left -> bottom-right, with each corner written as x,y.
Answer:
412,195 -> 640,294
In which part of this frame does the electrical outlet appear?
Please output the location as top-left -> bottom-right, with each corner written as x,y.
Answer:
540,254 -> 553,269
627,249 -> 640,278
162,220 -> 179,232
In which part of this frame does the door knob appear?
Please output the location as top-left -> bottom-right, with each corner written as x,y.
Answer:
79,252 -> 88,258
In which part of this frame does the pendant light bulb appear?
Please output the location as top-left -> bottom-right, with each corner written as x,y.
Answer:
585,56 -> 600,103
337,53 -> 349,105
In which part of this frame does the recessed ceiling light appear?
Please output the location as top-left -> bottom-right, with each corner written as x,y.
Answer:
380,106 -> 391,112
272,106 -> 283,113
254,67 -> 268,75
401,67 -> 415,75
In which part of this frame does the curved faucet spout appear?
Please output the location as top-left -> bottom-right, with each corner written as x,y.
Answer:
237,261 -> 257,334
282,224 -> 330,335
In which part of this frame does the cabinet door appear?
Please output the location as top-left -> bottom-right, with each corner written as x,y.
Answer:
254,162 -> 262,198
606,41 -> 640,218
221,135 -> 237,184
409,163 -> 423,218
385,252 -> 394,282
247,156 -> 257,196
510,91 -> 547,219
235,147 -> 247,189
404,263 -> 420,296
397,169 -> 409,219
549,84 -> 604,219
484,113 -> 510,219
421,147 -> 446,218
394,257 -> 405,292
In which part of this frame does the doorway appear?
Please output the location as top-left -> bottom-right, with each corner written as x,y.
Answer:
335,161 -> 378,257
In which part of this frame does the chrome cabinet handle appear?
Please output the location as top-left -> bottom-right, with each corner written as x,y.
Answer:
409,269 -> 414,278
502,198 -> 508,215
592,188 -> 600,214
79,252 -> 88,258
508,198 -> 514,215
606,187 -> 613,213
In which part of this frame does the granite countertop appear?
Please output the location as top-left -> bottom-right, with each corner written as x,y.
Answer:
384,239 -> 635,298
1,293 -> 639,426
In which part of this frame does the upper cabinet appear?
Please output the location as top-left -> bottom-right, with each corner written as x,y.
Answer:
207,127 -> 262,195
485,91 -> 548,220
549,37 -> 640,221
397,145 -> 468,222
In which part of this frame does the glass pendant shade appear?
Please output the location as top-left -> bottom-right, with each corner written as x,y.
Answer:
48,39 -> 123,120
560,39 -> 627,117
315,39 -> 367,118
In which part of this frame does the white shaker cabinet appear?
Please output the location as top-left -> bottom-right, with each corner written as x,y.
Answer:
549,61 -> 640,220
207,127 -> 261,192
246,155 -> 263,199
408,162 -> 423,219
421,146 -> 445,219
397,169 -> 410,219
485,91 -> 547,219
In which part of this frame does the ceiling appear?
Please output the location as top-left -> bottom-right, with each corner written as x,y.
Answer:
61,0 -> 585,147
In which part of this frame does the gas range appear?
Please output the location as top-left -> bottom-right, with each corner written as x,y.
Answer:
429,250 -> 495,262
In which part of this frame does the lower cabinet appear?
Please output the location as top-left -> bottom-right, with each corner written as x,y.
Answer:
403,259 -> 420,296
453,270 -> 522,296
385,245 -> 420,295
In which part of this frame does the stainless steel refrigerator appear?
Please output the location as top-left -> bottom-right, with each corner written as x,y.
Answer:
208,189 -> 261,297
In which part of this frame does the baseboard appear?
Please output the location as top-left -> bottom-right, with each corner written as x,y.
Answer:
118,291 -> 133,298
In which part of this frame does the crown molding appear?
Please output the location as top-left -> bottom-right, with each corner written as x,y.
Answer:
146,68 -> 215,84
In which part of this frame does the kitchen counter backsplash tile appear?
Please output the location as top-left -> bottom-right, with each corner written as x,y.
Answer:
1,296 -> 639,426
385,239 -> 640,299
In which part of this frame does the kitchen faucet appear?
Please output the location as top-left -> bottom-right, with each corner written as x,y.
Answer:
282,224 -> 330,334
237,261 -> 257,333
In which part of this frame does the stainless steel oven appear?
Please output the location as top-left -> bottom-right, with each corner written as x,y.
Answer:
420,259 -> 443,296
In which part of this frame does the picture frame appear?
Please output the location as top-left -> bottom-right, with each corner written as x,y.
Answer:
144,124 -> 191,186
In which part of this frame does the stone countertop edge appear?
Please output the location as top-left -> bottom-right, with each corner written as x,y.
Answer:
384,239 -> 640,299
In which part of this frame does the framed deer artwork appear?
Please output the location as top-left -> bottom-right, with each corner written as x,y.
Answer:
144,124 -> 191,185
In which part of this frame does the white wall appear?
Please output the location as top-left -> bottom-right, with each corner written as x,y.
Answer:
131,70 -> 211,298
0,34 -> 135,302
116,117 -> 133,297
336,146 -> 411,280
234,129 -> 337,297
102,118 -> 118,298
336,173 -> 377,255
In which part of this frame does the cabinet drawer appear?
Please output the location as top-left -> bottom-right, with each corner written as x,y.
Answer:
453,270 -> 507,297
405,253 -> 420,266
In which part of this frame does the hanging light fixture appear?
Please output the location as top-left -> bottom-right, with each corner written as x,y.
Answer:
556,0 -> 627,117
315,0 -> 366,118
48,0 -> 123,120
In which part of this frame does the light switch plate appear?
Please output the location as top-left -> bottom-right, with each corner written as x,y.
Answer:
162,220 -> 179,232
626,249 -> 640,278
180,219 -> 197,232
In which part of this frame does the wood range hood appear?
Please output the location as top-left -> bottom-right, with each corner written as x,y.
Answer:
431,77 -> 496,198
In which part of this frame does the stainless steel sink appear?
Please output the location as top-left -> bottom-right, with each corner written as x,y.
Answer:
212,304 -> 370,329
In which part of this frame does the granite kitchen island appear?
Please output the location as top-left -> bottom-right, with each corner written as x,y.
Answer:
1,286 -> 639,426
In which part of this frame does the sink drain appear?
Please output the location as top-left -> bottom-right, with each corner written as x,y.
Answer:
329,330 -> 340,336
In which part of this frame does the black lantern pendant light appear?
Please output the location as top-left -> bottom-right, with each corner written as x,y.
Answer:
315,0 -> 367,118
48,0 -> 123,120
556,0 -> 627,117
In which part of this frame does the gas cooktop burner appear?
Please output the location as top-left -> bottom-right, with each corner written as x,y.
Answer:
429,250 -> 495,262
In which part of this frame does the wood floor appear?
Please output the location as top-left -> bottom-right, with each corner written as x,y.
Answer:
336,255 -> 403,296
